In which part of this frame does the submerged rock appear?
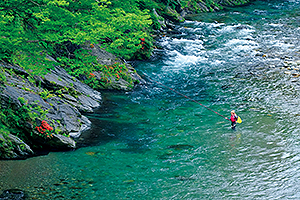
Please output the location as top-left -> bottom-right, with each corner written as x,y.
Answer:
0,189 -> 26,200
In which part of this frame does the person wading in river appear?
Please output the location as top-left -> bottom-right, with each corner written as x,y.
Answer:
229,110 -> 238,130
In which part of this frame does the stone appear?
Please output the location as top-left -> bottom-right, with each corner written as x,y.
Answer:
163,6 -> 185,23
46,134 -> 76,149
153,9 -> 167,29
0,61 -> 102,158
0,189 -> 26,200
81,43 -> 145,90
7,134 -> 34,157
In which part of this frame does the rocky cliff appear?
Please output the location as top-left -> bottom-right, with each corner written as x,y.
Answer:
0,48 -> 144,159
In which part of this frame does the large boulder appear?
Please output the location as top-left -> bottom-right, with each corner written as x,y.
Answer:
82,42 -> 146,90
0,61 -> 102,159
0,134 -> 34,159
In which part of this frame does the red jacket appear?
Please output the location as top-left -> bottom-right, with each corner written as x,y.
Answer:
230,114 -> 238,122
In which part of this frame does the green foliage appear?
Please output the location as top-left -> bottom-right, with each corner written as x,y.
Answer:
0,66 -> 6,84
11,51 -> 55,76
0,125 -> 10,138
58,50 -> 134,90
39,89 -> 55,100
0,125 -> 15,155
0,97 -> 54,140
0,0 -> 153,70
0,0 -> 252,91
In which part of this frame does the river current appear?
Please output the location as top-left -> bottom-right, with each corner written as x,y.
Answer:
1,0 -> 300,199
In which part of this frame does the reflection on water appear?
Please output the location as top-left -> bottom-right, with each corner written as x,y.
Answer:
2,0 -> 300,199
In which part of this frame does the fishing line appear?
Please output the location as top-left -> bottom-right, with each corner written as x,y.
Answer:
143,74 -> 230,121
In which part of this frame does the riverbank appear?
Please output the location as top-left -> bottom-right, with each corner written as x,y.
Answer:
0,0 -> 254,159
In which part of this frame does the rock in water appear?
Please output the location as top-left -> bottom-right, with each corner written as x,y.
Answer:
0,189 -> 26,200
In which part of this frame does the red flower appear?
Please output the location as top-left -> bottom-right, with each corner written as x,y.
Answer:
36,121 -> 54,135
89,73 -> 95,78
140,38 -> 145,42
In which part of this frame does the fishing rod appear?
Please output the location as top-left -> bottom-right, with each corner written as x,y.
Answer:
143,74 -> 230,121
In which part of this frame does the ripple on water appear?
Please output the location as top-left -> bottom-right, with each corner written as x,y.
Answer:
2,1 -> 300,199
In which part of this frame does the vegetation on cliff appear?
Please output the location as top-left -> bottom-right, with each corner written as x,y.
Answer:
0,0 -> 252,83
0,0 -> 252,159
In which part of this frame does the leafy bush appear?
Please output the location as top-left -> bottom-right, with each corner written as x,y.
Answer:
57,49 -> 134,90
0,0 -> 153,65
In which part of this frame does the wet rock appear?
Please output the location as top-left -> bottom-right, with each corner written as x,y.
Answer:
0,189 -> 26,200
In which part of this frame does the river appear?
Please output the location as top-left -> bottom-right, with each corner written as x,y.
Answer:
1,0 -> 300,199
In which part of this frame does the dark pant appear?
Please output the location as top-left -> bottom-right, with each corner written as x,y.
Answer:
231,122 -> 236,130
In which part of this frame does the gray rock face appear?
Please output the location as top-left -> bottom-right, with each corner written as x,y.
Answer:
0,134 -> 34,159
88,45 -> 123,66
82,43 -> 146,90
46,134 -> 76,149
0,61 -> 102,159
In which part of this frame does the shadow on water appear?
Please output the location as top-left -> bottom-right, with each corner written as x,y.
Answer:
76,89 -> 154,154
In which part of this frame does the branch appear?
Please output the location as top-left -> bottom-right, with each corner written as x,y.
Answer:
29,0 -> 41,6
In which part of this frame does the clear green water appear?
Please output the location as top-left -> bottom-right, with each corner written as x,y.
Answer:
2,0 -> 300,199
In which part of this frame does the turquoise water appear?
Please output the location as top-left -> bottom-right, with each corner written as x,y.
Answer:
2,0 -> 300,199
